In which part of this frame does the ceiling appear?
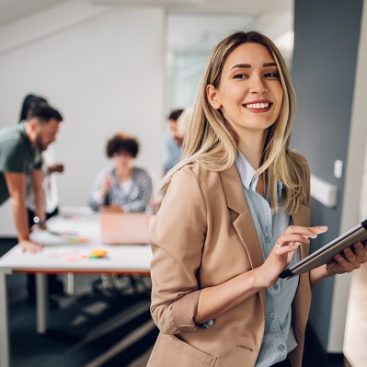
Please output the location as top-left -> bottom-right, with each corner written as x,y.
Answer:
0,0 -> 293,59
167,13 -> 256,53
0,0 -> 69,27
0,0 -> 293,27
90,0 -> 292,14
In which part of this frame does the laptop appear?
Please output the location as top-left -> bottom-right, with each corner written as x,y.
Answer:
100,212 -> 153,245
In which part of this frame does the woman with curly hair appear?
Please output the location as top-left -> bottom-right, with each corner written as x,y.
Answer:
89,132 -> 152,213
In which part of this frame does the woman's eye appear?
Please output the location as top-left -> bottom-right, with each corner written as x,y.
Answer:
265,72 -> 280,79
233,73 -> 248,80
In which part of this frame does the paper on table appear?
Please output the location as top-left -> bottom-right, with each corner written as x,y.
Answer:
30,230 -> 90,246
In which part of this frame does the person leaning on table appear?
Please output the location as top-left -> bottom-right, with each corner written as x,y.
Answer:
147,31 -> 367,367
0,103 -> 63,253
18,94 -> 65,226
18,94 -> 66,301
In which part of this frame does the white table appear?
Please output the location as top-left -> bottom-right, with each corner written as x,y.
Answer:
0,210 -> 152,367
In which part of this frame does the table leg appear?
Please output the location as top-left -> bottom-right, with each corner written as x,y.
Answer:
65,273 -> 75,295
36,274 -> 48,334
0,271 -> 10,367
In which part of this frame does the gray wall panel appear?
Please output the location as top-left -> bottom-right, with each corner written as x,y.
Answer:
291,0 -> 363,349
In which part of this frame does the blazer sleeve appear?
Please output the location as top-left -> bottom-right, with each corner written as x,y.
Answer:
150,168 -> 207,335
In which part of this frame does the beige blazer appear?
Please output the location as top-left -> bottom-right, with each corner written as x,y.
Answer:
148,153 -> 311,367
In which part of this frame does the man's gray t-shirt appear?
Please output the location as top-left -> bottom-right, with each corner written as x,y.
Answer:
0,123 -> 42,206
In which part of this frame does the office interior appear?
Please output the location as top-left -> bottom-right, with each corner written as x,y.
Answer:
0,0 -> 366,366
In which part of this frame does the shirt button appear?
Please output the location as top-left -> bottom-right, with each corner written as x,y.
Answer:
273,283 -> 279,290
278,344 -> 286,352
269,312 -> 275,320
265,235 -> 271,243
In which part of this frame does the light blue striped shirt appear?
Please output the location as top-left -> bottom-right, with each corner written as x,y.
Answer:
235,152 -> 300,367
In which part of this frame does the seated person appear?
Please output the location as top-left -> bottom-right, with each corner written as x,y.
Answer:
89,133 -> 153,294
89,132 -> 153,213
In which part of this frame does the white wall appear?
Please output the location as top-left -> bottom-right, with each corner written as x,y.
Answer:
0,1 -> 165,236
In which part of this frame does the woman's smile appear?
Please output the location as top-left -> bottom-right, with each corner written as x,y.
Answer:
242,99 -> 274,113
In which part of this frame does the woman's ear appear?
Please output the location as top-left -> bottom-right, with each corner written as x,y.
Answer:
206,85 -> 221,109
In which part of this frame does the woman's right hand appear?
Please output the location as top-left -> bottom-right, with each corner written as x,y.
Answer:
257,225 -> 328,288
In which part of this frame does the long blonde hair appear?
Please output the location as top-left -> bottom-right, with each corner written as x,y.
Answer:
161,31 -> 307,214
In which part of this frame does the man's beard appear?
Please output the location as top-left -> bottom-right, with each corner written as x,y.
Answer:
35,135 -> 47,151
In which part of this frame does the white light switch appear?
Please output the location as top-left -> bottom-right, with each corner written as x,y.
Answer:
334,160 -> 343,179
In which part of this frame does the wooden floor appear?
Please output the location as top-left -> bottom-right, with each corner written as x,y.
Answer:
344,262 -> 367,367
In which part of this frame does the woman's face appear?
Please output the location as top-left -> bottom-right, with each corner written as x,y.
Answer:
113,150 -> 133,171
207,42 -> 284,135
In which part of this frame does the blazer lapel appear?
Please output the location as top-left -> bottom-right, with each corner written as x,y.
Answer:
220,165 -> 312,263
219,166 -> 264,269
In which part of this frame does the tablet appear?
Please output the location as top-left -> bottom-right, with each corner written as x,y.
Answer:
280,218 -> 367,279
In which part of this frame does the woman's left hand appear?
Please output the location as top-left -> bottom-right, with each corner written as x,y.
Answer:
326,241 -> 367,276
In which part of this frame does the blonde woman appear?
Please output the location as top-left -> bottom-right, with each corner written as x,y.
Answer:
148,31 -> 367,367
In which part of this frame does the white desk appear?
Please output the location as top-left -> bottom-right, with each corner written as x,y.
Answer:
0,210 -> 151,367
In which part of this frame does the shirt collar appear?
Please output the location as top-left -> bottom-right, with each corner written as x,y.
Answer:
235,151 -> 286,200
235,151 -> 259,190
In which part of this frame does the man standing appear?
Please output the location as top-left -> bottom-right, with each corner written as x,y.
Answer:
162,108 -> 184,175
0,104 -> 63,253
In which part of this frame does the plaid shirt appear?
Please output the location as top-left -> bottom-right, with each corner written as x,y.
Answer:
89,165 -> 152,212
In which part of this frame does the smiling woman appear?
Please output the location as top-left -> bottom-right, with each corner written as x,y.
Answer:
206,43 -> 284,159
161,31 -> 301,215
148,31 -> 367,367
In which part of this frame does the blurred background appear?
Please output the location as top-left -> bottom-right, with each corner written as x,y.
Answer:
0,0 -> 366,366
